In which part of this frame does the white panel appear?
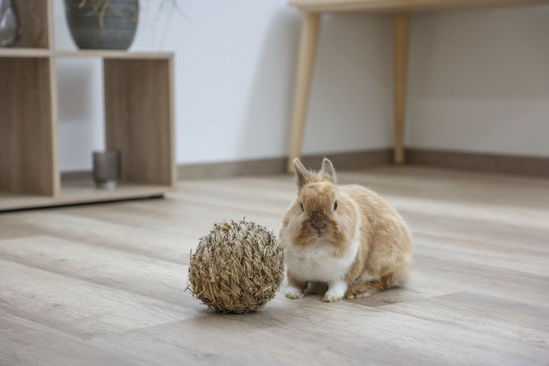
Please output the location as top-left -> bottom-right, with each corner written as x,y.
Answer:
407,6 -> 549,157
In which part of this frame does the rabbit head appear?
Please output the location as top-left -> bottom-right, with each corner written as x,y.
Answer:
282,158 -> 358,248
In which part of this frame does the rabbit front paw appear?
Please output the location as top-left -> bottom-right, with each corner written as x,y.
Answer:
285,286 -> 304,299
321,280 -> 347,302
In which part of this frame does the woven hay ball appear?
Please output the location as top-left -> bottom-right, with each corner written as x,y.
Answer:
188,219 -> 284,314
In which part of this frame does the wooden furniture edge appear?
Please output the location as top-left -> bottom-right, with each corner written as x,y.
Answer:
0,49 -> 174,59
54,50 -> 174,59
289,0 -> 549,13
286,12 -> 321,173
0,185 -> 173,212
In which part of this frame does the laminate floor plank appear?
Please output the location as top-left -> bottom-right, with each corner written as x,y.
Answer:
0,313 -> 142,366
0,236 -> 193,306
0,259 -> 196,338
0,213 -> 197,264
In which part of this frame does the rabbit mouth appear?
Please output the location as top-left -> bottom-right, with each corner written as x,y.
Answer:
313,228 -> 324,237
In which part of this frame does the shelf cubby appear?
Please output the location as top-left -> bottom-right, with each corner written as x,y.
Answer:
104,57 -> 174,186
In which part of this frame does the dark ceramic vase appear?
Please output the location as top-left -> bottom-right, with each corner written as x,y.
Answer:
0,0 -> 18,47
64,0 -> 139,50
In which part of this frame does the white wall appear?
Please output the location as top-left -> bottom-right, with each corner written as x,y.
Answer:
54,0 -> 393,171
54,1 -> 549,172
407,6 -> 549,157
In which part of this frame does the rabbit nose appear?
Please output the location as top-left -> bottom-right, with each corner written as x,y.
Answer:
311,220 -> 326,231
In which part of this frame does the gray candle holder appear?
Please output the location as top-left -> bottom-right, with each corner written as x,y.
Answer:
93,151 -> 121,189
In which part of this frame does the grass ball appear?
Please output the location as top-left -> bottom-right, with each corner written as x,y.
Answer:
188,219 -> 284,314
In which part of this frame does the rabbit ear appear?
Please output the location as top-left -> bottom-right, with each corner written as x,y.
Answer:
320,158 -> 336,183
293,159 -> 312,189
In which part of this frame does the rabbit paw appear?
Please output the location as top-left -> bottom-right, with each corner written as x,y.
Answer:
321,280 -> 347,302
285,286 -> 304,299
322,294 -> 343,302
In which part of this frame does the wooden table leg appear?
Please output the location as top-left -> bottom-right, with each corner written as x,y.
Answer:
394,13 -> 409,164
287,12 -> 321,173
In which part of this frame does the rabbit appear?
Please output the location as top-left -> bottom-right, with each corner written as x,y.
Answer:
279,158 -> 412,302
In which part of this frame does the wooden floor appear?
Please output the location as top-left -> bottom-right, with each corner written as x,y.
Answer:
1,166 -> 548,365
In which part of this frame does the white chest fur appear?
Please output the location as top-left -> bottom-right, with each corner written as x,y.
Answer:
286,237 -> 360,283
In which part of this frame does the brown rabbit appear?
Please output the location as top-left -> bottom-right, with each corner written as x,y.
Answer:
279,158 -> 412,302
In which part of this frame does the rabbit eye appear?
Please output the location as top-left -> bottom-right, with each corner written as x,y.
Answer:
333,201 -> 338,211
300,202 -> 304,212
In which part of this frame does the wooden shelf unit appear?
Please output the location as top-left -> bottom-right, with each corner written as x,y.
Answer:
0,0 -> 175,211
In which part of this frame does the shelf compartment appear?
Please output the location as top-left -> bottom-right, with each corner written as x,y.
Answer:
0,57 -> 57,197
104,58 -> 175,186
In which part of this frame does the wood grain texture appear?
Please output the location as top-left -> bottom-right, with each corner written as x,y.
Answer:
0,236 -> 193,306
0,48 -> 51,57
104,58 -> 175,186
0,50 -> 174,59
287,12 -> 321,173
1,167 -> 549,364
46,0 -> 54,50
0,313 -> 137,366
55,50 -> 173,59
11,0 -> 50,48
0,259 -> 194,337
0,182 -> 168,211
393,14 -> 409,164
0,57 -> 55,196
290,0 -> 549,12
49,54 -> 60,197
